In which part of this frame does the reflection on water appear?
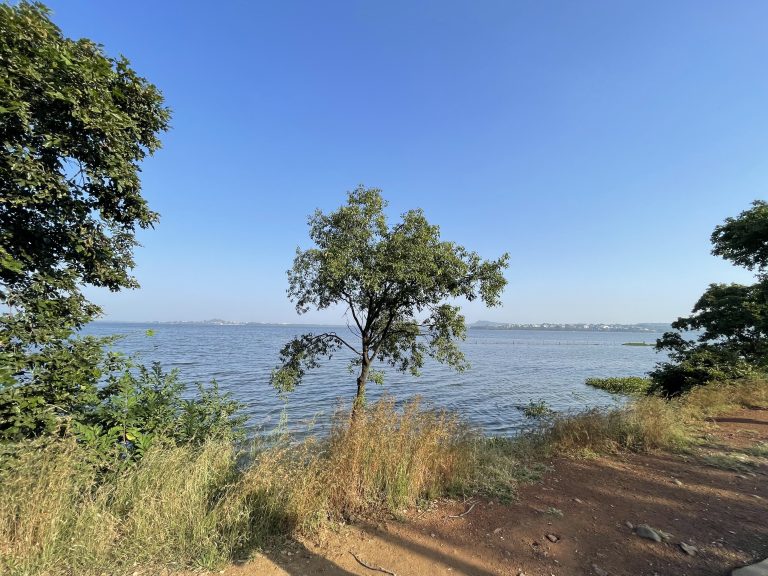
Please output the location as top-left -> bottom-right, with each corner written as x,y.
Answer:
82,323 -> 666,436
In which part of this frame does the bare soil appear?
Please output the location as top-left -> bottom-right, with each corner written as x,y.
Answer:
224,407 -> 768,576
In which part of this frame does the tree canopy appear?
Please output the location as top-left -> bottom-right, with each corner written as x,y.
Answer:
0,1 -> 170,341
271,186 -> 509,410
652,200 -> 768,395
0,1 -> 170,439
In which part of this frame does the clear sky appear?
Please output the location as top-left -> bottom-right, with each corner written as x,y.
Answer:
43,0 -> 768,324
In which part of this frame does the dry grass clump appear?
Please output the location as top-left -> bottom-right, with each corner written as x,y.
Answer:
540,377 -> 768,457
543,396 -> 690,456
679,375 -> 768,419
323,397 -> 474,516
0,439 -> 243,575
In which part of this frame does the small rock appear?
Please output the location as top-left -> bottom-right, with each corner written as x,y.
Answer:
732,557 -> 768,576
574,497 -> 584,504
673,478 -> 683,486
635,524 -> 662,542
625,521 -> 634,530
430,532 -> 436,538
680,542 -> 698,556
546,534 -> 559,543
592,564 -> 609,576
493,528 -> 503,534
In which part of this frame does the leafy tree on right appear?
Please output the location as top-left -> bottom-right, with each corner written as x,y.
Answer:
651,201 -> 768,396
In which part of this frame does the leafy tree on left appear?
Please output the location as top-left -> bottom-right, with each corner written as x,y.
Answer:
0,2 -> 172,440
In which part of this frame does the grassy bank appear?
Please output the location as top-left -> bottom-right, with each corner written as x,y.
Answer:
1,380 -> 766,575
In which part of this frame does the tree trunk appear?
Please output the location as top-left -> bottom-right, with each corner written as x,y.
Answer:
352,360 -> 370,419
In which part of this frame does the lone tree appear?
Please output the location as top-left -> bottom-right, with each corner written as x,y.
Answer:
271,187 -> 509,412
652,200 -> 768,396
0,2 -> 170,438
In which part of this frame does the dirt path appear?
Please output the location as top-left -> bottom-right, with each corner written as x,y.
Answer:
225,407 -> 768,576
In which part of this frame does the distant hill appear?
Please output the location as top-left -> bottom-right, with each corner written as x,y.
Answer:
471,321 -> 671,333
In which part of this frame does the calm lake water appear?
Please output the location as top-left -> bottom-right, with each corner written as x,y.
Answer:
82,323 -> 667,436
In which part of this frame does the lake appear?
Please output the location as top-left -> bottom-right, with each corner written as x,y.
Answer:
82,323 -> 667,436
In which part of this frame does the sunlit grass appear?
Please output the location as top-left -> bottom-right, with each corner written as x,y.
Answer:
1,378 -> 765,575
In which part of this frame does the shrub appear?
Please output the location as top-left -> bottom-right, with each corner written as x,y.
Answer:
648,346 -> 757,397
2,350 -> 245,467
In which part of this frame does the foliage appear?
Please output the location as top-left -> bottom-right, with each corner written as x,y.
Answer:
585,376 -> 652,395
0,335 -> 117,441
0,1 -> 170,437
517,398 -> 555,419
271,186 -> 509,408
653,201 -> 768,395
71,361 -> 246,466
1,332 -> 244,458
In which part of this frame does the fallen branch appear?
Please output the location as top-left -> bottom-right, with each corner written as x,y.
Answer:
448,501 -> 476,518
351,552 -> 397,576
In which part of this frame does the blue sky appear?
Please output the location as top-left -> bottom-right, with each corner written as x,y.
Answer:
43,0 -> 768,324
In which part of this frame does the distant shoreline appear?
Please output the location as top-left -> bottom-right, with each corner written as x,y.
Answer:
91,320 -> 669,333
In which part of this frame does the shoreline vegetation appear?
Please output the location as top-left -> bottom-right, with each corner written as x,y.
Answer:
585,376 -> 653,395
2,377 -> 765,575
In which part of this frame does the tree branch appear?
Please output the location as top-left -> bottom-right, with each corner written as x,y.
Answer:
314,332 -> 362,356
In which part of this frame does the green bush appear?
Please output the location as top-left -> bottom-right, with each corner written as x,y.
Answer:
1,342 -> 245,466
648,345 -> 757,397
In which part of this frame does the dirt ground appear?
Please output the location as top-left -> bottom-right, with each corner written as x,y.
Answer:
224,407 -> 768,576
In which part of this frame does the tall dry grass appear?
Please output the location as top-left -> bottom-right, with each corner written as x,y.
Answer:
2,380 -> 765,575
0,397 -> 480,575
324,398 -> 474,516
0,439 -> 243,575
541,376 -> 768,456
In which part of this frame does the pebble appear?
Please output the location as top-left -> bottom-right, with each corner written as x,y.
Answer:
635,524 -> 663,542
625,521 -> 634,530
673,478 -> 683,486
574,498 -> 584,504
592,563 -> 609,576
546,534 -> 559,543
493,528 -> 503,534
636,524 -> 673,542
680,542 -> 698,556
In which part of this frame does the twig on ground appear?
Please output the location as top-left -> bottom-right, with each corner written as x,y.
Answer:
351,552 -> 397,576
448,501 -> 476,518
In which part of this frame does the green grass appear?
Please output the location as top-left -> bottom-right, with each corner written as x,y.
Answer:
585,376 -> 653,395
